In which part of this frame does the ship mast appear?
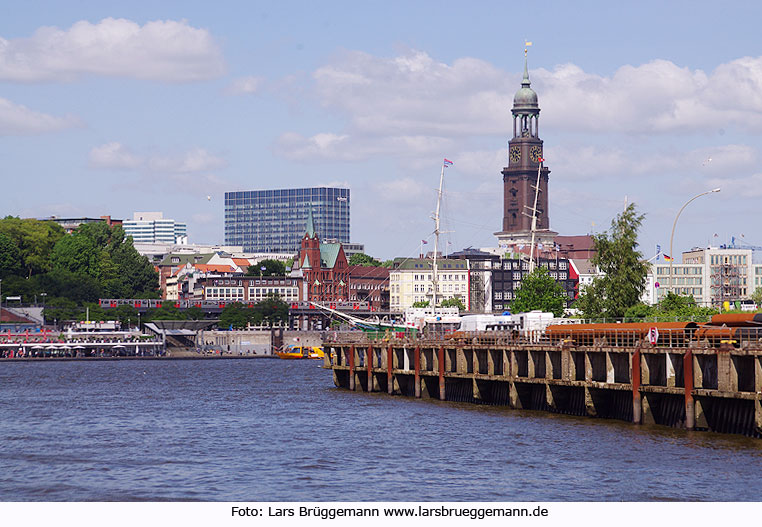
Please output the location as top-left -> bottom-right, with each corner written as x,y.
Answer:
527,158 -> 543,272
431,162 -> 446,308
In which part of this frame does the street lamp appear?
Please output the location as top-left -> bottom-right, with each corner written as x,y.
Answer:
40,292 -> 46,307
669,188 -> 721,295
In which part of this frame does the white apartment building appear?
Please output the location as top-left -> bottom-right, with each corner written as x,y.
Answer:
123,212 -> 187,244
648,247 -> 759,307
389,259 -> 469,311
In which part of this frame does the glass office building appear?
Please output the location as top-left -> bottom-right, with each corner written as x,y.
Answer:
224,187 -> 350,253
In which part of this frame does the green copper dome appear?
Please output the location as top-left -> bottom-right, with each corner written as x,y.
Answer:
513,55 -> 538,111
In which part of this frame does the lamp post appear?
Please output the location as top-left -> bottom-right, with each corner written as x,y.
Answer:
40,292 -> 46,307
669,188 -> 721,296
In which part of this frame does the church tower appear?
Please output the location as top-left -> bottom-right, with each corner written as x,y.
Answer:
495,51 -> 556,247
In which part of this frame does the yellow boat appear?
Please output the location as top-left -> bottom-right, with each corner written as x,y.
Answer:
275,345 -> 325,360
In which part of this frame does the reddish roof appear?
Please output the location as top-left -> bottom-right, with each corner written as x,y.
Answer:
0,308 -> 37,324
233,258 -> 252,268
194,264 -> 237,273
555,235 -> 595,250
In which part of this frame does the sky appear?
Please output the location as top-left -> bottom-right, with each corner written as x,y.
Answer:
2,0 -> 762,260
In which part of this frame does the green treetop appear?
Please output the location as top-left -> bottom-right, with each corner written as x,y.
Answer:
510,266 -> 567,317
575,203 -> 649,320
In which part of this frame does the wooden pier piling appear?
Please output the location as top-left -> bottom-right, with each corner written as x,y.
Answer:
325,332 -> 762,439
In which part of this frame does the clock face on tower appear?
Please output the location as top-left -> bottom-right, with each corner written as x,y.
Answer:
529,145 -> 543,162
509,146 -> 521,163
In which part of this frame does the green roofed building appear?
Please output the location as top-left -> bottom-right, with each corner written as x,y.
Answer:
293,205 -> 349,303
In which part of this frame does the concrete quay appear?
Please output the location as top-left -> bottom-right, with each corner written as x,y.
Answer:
323,334 -> 762,438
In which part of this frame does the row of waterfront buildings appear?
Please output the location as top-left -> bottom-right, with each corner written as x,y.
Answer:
36,53 -> 762,313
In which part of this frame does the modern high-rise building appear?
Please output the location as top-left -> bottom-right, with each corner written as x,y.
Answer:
123,212 -> 187,244
224,187 -> 350,253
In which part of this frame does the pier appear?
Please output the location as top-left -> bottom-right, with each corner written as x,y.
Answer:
323,328 -> 762,438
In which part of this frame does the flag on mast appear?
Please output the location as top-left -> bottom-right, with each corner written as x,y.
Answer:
443,158 -> 453,167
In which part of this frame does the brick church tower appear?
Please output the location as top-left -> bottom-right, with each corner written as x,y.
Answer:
495,51 -> 557,248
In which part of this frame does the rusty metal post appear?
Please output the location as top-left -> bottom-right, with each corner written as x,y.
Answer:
387,345 -> 393,395
684,349 -> 695,430
349,344 -> 355,391
367,345 -> 373,393
632,349 -> 642,424
414,345 -> 421,398
438,346 -> 445,400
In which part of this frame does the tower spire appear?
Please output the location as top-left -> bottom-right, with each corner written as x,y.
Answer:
305,203 -> 316,238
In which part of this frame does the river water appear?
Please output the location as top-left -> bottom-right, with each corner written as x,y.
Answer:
1,359 -> 761,502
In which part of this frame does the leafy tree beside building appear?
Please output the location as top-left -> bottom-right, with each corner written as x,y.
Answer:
510,267 -> 567,317
0,217 -> 159,323
246,259 -> 286,277
348,253 -> 382,267
575,204 -> 649,320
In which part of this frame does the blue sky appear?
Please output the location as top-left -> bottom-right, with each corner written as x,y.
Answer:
3,1 -> 762,259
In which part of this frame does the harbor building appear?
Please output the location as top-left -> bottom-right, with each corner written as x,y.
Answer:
225,187 -> 351,253
123,212 -> 187,244
290,205 -> 350,303
450,249 -> 578,313
389,258 -> 470,311
647,246 -> 762,307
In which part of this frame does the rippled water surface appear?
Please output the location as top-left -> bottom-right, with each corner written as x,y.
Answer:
1,359 -> 761,501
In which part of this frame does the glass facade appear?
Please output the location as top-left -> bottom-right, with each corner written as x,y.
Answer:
224,187 -> 350,253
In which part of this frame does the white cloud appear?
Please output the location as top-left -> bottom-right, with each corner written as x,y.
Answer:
148,148 -> 228,173
88,142 -> 143,169
371,177 -> 431,205
0,97 -> 80,135
707,172 -> 762,198
88,143 -> 227,174
274,50 -> 762,165
227,75 -> 264,95
0,18 -> 225,82
313,50 -> 510,137
274,131 -> 455,163
535,57 -> 762,133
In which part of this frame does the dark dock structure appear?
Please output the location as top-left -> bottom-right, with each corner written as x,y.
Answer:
323,318 -> 762,438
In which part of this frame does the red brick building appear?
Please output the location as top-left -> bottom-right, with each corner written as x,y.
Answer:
297,206 -> 349,302
348,265 -> 390,311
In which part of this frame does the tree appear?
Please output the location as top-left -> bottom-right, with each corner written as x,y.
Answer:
146,305 -> 186,321
111,304 -> 139,327
751,287 -> 762,307
0,217 -> 65,277
0,233 -> 21,277
440,297 -> 466,311
42,297 -> 80,325
255,296 -> 289,325
247,259 -> 286,276
185,306 -> 205,320
50,233 -> 101,278
348,253 -> 382,266
412,300 -> 430,308
575,203 -> 649,319
624,293 -> 718,322
104,226 -> 159,297
218,302 -> 251,329
510,267 -> 567,317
